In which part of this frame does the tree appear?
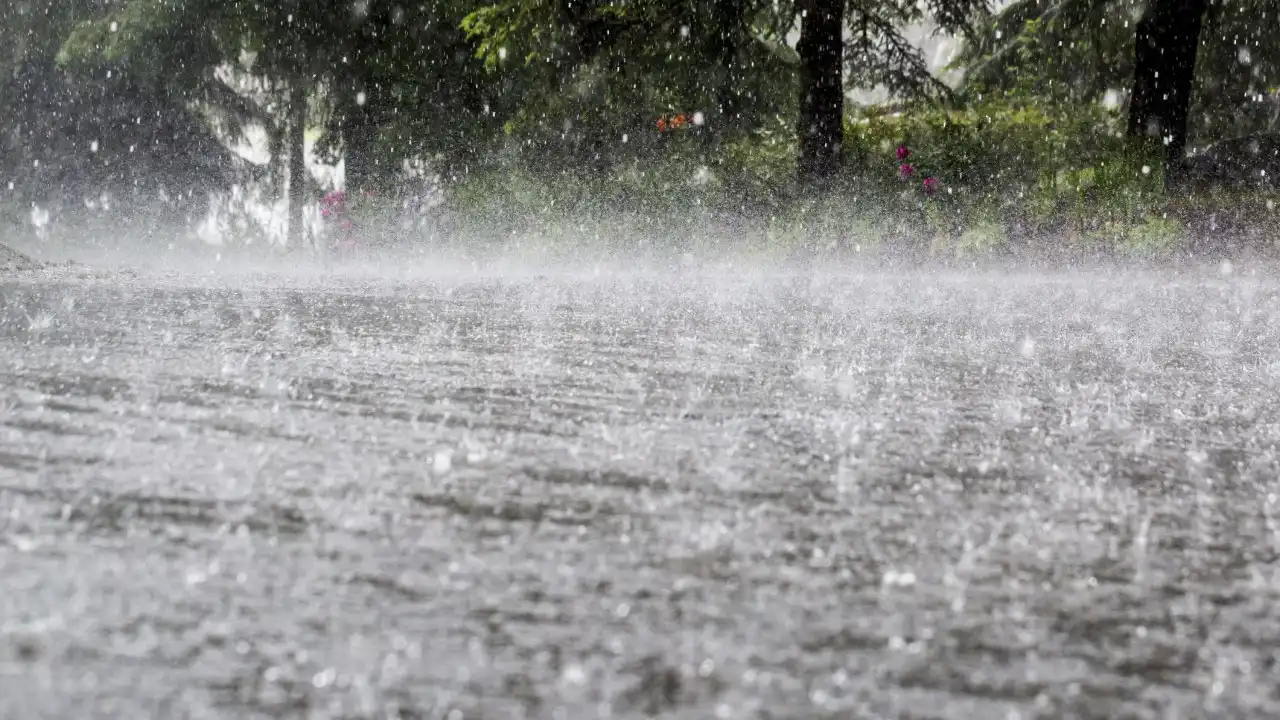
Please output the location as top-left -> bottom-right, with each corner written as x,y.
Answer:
959,0 -> 1280,176
59,0 -> 345,247
1127,0 -> 1208,188
3,0 -> 254,240
795,0 -> 988,186
314,0 -> 509,189
462,0 -> 802,178
711,0 -> 749,135
797,0 -> 846,184
463,0 -> 987,188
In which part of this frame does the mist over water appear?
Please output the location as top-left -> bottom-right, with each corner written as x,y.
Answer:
4,249 -> 1280,718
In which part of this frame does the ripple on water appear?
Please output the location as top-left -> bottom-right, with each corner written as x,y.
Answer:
2,268 -> 1280,718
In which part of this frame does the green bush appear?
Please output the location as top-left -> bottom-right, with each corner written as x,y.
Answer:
433,96 -> 1277,258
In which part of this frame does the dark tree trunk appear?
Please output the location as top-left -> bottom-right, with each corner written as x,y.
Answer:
266,79 -> 286,201
797,0 -> 845,186
1127,0 -> 1208,190
340,91 -> 378,195
712,0 -> 746,135
287,80 -> 307,249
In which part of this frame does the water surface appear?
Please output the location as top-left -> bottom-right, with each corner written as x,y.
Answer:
2,263 -> 1279,719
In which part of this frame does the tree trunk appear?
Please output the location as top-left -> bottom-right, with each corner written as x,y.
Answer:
1127,0 -> 1207,190
712,0 -> 746,135
287,80 -> 307,249
797,0 -> 845,186
266,80 -> 286,203
340,90 -> 378,195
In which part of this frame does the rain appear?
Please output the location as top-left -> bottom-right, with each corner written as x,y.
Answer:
3,0 -> 1280,718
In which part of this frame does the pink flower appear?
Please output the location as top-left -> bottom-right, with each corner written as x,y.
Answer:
923,176 -> 939,196
896,145 -> 911,161
899,163 -> 915,180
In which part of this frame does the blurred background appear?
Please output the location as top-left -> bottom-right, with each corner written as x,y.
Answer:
1,0 -> 1276,260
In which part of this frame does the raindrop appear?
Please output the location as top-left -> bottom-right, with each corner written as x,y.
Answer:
680,25 -> 690,38
498,46 -> 508,61
881,569 -> 916,587
90,140 -> 99,153
1141,165 -> 1151,175
692,111 -> 705,126
1020,336 -> 1036,358
432,450 -> 452,475
312,668 -> 336,688
356,91 -> 367,106
561,664 -> 587,685
109,21 -> 118,32
1238,46 -> 1252,65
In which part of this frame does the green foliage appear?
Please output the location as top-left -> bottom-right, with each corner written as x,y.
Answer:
956,216 -> 1008,255
459,0 -> 801,178
3,0 -> 1277,260
848,99 -> 1130,194
1120,215 -> 1184,256
436,92 -> 1275,259
959,0 -> 1280,145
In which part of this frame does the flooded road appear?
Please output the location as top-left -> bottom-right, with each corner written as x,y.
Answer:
3,263 -> 1280,719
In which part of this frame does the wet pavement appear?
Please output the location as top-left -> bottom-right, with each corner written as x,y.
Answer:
2,262 -> 1280,719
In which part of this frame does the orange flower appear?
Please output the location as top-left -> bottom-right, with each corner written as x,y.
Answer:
672,114 -> 687,128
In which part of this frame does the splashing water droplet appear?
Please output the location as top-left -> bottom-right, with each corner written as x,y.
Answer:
881,569 -> 917,587
1020,336 -> 1037,358
433,450 -> 452,475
